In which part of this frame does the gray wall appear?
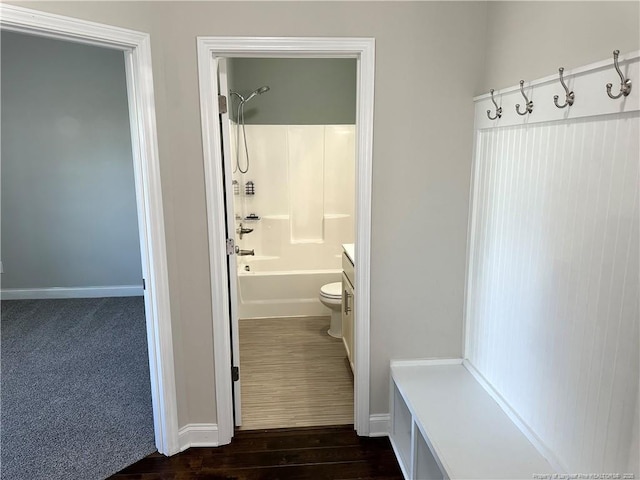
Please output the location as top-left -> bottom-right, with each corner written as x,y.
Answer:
6,0 -> 487,428
10,1 -> 637,433
481,1 -> 640,92
1,31 -> 142,289
227,58 -> 357,124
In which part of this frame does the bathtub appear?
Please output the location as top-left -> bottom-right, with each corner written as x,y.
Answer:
236,267 -> 341,319
234,213 -> 352,319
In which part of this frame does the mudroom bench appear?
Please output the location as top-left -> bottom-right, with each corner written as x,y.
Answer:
389,359 -> 557,479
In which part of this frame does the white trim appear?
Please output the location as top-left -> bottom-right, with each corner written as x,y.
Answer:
462,359 -> 567,473
197,43 -> 235,446
0,4 -> 144,49
197,36 -> 375,444
390,358 -> 463,368
369,414 -> 390,437
353,37 -> 375,439
0,5 -> 179,456
463,125 -> 482,360
178,424 -> 220,451
1,286 -> 143,300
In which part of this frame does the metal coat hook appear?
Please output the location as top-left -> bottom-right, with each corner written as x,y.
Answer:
606,50 -> 632,99
486,89 -> 502,120
516,80 -> 534,115
553,67 -> 575,108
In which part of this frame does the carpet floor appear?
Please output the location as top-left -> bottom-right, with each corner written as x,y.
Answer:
1,297 -> 156,480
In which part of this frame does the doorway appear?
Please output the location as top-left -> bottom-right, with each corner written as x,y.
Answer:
0,4 -> 178,457
197,37 -> 375,445
0,30 -> 156,478
222,57 -> 357,429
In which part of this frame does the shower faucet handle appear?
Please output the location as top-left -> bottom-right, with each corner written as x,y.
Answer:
236,222 -> 254,239
235,246 -> 254,256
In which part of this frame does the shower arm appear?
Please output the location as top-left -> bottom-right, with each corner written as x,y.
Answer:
230,91 -> 245,103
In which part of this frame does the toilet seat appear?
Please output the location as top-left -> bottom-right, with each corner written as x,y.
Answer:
320,282 -> 342,300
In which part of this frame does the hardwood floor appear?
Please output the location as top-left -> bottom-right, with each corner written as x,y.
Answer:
109,319 -> 402,479
108,425 -> 404,479
238,316 -> 354,429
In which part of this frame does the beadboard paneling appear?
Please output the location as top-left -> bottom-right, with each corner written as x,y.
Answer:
466,113 -> 639,474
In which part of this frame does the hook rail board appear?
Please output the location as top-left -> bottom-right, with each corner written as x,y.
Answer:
475,50 -> 639,129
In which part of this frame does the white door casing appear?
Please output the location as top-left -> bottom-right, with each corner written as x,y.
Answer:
197,37 -> 375,445
0,4 -> 179,455
216,59 -> 243,426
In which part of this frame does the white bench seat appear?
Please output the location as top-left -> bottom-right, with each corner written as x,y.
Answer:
389,360 -> 556,479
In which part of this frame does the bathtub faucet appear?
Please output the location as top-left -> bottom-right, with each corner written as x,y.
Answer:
236,222 -> 254,240
235,246 -> 255,256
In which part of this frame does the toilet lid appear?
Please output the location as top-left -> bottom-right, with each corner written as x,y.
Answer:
320,282 -> 342,298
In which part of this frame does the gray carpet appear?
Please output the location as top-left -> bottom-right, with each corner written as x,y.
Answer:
1,297 -> 156,480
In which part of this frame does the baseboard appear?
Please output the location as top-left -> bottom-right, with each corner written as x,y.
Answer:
178,423 -> 219,451
369,413 -> 390,437
0,285 -> 143,300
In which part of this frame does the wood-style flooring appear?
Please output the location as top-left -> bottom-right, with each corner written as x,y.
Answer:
238,316 -> 354,429
108,425 -> 404,479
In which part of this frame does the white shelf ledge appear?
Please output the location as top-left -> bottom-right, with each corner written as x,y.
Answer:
390,360 -> 556,480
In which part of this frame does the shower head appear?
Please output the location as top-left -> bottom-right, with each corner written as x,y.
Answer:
244,85 -> 270,103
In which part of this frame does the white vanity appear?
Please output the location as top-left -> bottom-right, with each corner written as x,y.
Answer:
342,244 -> 355,372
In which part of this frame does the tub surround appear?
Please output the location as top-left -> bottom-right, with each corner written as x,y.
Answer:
237,214 -> 351,272
232,124 -> 355,320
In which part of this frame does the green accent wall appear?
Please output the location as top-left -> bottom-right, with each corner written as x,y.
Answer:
227,58 -> 356,125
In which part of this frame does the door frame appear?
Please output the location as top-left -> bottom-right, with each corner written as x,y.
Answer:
0,5 -> 179,455
197,36 -> 375,445
214,58 -> 244,426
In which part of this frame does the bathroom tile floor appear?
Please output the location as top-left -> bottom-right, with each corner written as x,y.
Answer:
238,316 -> 354,429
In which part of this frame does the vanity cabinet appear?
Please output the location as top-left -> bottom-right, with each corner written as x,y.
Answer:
342,251 -> 355,372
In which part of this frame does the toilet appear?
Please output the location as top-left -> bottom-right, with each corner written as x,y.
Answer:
319,282 -> 342,338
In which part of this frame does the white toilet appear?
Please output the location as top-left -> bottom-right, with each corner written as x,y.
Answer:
319,282 -> 342,338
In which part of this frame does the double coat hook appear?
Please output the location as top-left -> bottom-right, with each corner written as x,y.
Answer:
486,89 -> 502,120
516,80 -> 534,115
554,67 -> 575,108
606,50 -> 632,99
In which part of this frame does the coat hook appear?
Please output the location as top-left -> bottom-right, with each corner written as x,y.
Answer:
486,89 -> 502,120
606,50 -> 632,99
516,80 -> 534,115
553,67 -> 575,108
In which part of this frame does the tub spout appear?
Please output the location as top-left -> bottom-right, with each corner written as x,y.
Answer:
235,246 -> 255,256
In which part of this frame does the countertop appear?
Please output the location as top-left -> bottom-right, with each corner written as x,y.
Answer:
342,243 -> 355,265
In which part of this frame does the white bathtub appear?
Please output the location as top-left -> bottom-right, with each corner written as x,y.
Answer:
237,268 -> 341,319
234,214 -> 351,319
